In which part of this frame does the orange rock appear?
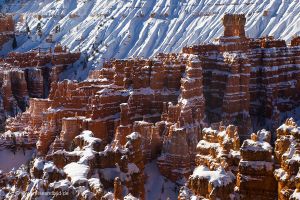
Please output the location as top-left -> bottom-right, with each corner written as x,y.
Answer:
114,177 -> 123,200
2,14 -> 300,200
222,14 -> 246,38
237,132 -> 276,199
274,118 -> 300,200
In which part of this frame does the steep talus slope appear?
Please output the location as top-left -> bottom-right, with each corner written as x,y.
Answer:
1,0 -> 300,79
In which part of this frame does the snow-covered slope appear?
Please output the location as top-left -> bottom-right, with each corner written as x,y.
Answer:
2,0 -> 300,79
0,149 -> 34,172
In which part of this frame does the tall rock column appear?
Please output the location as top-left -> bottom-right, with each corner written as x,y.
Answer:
157,55 -> 205,182
25,68 -> 44,98
178,125 -> 240,199
10,70 -> 29,111
237,131 -> 276,199
1,71 -> 19,115
178,55 -> 205,154
157,125 -> 192,182
221,51 -> 252,140
114,177 -> 123,200
114,103 -> 132,146
124,132 -> 145,199
222,14 -> 246,38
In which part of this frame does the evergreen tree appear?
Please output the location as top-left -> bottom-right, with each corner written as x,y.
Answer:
37,22 -> 42,31
55,25 -> 60,33
12,35 -> 17,49
26,22 -> 30,34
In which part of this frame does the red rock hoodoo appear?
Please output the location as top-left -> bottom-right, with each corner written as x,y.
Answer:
178,124 -> 240,199
236,131 -> 277,199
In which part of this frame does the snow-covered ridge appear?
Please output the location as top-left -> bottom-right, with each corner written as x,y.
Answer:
2,0 -> 300,79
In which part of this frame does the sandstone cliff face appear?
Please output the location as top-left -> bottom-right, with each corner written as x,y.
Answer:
0,71 -> 21,116
249,39 -> 300,124
183,14 -> 300,139
25,68 -> 44,98
0,46 -> 80,130
158,126 -> 192,182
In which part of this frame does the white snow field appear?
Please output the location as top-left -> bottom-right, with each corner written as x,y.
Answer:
0,149 -> 34,172
1,0 -> 300,79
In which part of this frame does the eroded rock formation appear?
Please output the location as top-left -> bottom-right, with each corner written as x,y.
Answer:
178,124 -> 240,199
0,130 -> 145,199
274,118 -> 300,200
183,14 -> 300,139
157,56 -> 205,182
0,46 -> 80,130
236,131 -> 277,199
179,126 -> 279,200
1,14 -> 300,200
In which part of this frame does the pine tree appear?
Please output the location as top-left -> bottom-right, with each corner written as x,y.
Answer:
37,22 -> 43,37
12,35 -> 17,49
26,22 -> 30,34
55,25 -> 60,33
37,22 -> 42,31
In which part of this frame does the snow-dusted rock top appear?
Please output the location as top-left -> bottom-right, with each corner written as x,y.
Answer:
191,165 -> 235,187
2,0 -> 300,78
64,162 -> 90,184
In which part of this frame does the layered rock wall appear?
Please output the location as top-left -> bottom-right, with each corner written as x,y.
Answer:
249,41 -> 300,120
0,46 -> 80,130
183,14 -> 300,138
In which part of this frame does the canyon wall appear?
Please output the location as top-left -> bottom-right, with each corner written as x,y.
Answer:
0,45 -> 80,130
183,14 -> 300,139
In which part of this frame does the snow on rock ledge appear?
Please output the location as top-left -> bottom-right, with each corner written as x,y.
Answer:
64,162 -> 90,186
